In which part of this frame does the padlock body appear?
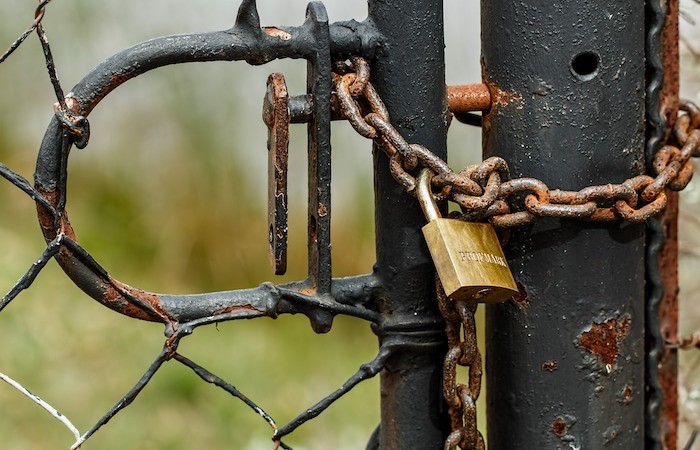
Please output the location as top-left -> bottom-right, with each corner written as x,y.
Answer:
422,219 -> 517,303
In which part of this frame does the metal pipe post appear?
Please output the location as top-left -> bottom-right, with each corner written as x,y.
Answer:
482,2 -> 646,448
647,0 -> 680,447
368,0 -> 450,448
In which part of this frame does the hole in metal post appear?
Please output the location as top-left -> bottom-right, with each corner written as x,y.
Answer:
570,51 -> 600,81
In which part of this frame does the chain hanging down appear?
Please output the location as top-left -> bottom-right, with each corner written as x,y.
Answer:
437,278 -> 485,450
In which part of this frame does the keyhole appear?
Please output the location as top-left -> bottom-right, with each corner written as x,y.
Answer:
570,51 -> 600,81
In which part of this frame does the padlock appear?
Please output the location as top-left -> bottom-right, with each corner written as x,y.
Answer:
417,169 -> 518,303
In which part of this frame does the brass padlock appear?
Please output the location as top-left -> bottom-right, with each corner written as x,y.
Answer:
417,169 -> 518,303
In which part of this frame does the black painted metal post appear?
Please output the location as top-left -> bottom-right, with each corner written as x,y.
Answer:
482,2 -> 646,449
368,0 -> 450,448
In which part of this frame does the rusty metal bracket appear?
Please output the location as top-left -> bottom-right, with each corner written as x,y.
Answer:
263,73 -> 290,275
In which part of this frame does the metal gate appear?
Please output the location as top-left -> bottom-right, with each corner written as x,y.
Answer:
0,0 -> 695,448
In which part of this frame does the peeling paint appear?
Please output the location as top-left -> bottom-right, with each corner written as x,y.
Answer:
486,81 -> 523,109
579,315 -> 631,367
263,27 -> 292,40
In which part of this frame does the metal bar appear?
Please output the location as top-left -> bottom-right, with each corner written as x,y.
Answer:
447,84 -> 491,113
264,73 -> 290,275
646,0 -> 680,447
306,2 -> 333,298
367,0 -> 449,448
482,1 -> 646,448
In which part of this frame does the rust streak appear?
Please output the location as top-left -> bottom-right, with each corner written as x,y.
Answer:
297,287 -> 317,297
109,278 -> 173,323
658,1 -> 680,447
213,304 -> 266,316
35,188 -> 77,241
102,282 -> 156,321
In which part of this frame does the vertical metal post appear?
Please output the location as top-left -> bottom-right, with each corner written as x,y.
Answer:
368,0 -> 450,448
482,2 -> 646,449
646,0 -> 680,448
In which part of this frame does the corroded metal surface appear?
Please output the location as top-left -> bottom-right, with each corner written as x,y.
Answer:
263,73 -> 290,275
657,2 -> 680,449
646,0 -> 680,448
447,84 -> 491,113
481,1 -> 646,449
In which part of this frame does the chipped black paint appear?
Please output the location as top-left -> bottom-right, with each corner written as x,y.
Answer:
482,1 -> 646,449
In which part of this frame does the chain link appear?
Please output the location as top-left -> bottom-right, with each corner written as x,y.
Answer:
332,57 -> 700,228
437,278 -> 485,450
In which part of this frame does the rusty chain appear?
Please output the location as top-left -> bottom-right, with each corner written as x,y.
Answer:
437,278 -> 485,450
333,57 -> 700,229
333,56 -> 700,449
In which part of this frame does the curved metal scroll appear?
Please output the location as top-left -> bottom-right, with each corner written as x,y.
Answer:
33,0 -> 381,330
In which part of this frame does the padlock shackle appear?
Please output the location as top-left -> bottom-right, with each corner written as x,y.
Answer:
417,168 -> 440,222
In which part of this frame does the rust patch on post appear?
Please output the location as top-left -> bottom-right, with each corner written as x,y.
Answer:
620,384 -> 634,404
552,417 -> 568,437
579,316 -> 631,367
604,425 -> 622,444
485,82 -> 523,108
